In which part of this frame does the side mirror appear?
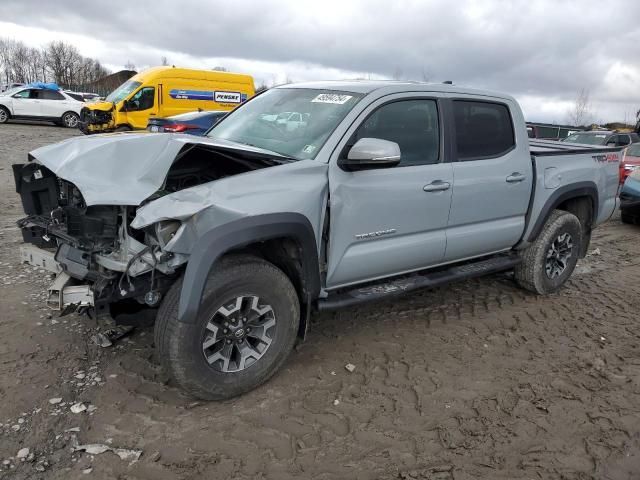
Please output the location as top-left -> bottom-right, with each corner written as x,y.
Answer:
339,138 -> 401,171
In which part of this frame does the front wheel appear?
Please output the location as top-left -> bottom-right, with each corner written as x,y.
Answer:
515,210 -> 582,295
0,106 -> 10,124
154,255 -> 300,400
61,111 -> 79,128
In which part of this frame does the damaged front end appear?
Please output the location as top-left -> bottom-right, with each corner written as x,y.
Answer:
12,135 -> 292,324
13,161 -> 182,322
79,103 -> 115,134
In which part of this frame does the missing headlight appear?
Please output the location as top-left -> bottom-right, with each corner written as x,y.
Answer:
154,220 -> 181,249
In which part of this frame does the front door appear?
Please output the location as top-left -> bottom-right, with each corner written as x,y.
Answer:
445,98 -> 532,261
122,86 -> 156,129
11,89 -> 40,116
326,96 -> 453,288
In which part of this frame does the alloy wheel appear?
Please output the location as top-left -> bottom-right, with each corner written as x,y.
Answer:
545,232 -> 573,278
201,295 -> 276,373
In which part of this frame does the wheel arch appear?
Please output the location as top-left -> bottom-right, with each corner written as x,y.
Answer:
527,182 -> 598,257
178,213 -> 321,339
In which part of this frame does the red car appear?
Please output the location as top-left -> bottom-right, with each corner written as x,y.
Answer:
620,143 -> 640,184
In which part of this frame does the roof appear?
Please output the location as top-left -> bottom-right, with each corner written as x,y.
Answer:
131,66 -> 254,85
278,80 -> 514,101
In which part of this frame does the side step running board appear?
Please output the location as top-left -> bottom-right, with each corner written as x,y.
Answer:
317,254 -> 521,311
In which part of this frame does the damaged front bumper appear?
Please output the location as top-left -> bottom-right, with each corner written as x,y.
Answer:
13,162 -> 186,321
79,105 -> 115,134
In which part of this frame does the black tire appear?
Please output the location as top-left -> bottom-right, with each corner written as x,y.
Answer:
61,111 -> 79,128
621,212 -> 635,224
0,106 -> 10,124
115,125 -> 132,132
515,210 -> 582,295
154,255 -> 300,400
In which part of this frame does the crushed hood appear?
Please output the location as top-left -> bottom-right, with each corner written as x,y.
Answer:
84,101 -> 114,111
29,133 -> 288,206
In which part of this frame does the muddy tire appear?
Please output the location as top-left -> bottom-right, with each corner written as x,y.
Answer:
515,210 -> 582,295
154,255 -> 300,400
0,106 -> 9,124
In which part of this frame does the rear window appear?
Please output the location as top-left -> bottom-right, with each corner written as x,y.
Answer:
453,101 -> 515,160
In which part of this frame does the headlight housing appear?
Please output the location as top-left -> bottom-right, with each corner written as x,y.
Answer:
154,220 -> 181,249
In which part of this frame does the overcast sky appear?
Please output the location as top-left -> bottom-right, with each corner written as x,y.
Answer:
2,0 -> 640,124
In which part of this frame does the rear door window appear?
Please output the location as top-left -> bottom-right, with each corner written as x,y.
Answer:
453,100 -> 515,160
37,90 -> 65,100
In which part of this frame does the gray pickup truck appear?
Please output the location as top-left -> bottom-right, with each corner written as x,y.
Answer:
13,81 -> 620,399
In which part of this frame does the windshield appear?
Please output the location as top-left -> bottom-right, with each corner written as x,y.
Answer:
207,88 -> 364,160
563,132 -> 609,145
105,80 -> 142,103
626,144 -> 640,157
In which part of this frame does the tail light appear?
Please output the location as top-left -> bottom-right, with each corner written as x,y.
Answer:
163,123 -> 199,133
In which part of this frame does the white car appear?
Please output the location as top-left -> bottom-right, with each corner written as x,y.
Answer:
0,87 -> 83,128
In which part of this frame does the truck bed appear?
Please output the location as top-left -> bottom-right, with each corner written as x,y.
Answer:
521,139 -> 622,246
529,139 -> 621,156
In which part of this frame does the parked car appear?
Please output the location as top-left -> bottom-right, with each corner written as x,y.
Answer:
1,82 -> 25,93
619,168 -> 640,223
13,81 -> 621,400
147,110 -> 227,135
619,143 -> 640,184
563,130 -> 640,147
526,122 -> 581,140
80,66 -> 254,134
0,84 -> 83,127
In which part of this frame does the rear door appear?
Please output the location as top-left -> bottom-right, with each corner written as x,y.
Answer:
326,94 -> 453,288
444,98 -> 532,261
36,89 -> 68,118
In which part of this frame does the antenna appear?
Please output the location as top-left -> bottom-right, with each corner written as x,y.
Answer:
443,80 -> 453,85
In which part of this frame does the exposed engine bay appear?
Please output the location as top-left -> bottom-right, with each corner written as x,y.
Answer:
13,143 -> 281,322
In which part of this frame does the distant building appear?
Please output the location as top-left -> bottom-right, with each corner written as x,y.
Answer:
526,122 -> 584,140
85,70 -> 137,97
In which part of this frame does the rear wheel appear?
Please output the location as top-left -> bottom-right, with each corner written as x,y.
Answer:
61,111 -> 79,128
0,106 -> 9,124
154,255 -> 300,400
115,125 -> 132,132
515,210 -> 582,295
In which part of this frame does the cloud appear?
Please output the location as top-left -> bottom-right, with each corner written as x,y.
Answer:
2,0 -> 640,123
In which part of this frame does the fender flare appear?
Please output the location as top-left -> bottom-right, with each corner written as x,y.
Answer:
526,181 -> 599,243
178,212 -> 321,328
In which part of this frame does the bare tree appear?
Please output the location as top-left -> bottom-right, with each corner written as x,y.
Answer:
124,60 -> 136,71
566,88 -> 593,127
160,56 -> 168,66
392,67 -> 404,80
212,66 -> 228,72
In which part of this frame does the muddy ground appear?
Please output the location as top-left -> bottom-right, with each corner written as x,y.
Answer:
1,122 -> 640,480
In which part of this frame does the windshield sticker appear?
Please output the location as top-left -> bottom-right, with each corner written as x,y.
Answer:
302,145 -> 316,154
311,93 -> 353,104
169,89 -> 247,103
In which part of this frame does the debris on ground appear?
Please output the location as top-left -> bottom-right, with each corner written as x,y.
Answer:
345,363 -> 356,373
91,325 -> 135,348
73,442 -> 142,464
16,448 -> 29,460
70,403 -> 87,414
48,397 -> 62,405
588,247 -> 601,256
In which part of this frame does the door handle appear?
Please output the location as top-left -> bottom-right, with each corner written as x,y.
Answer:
506,172 -> 526,183
423,180 -> 451,192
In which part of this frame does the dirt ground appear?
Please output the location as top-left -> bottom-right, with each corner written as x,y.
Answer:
1,122 -> 640,480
